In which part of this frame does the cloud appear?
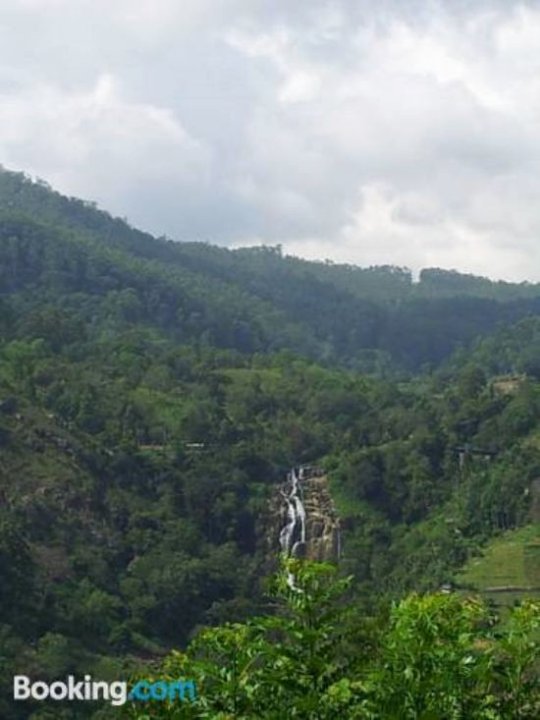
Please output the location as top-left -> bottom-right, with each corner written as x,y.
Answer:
284,183 -> 529,282
0,73 -> 213,236
2,0 -> 540,279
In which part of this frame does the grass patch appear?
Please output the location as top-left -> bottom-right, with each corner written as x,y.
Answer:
455,524 -> 540,606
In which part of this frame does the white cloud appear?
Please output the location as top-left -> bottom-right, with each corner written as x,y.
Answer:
289,183 -> 530,282
0,73 -> 212,235
2,0 -> 540,278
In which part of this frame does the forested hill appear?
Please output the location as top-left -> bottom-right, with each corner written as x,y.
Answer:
3,169 -> 540,718
2,167 -> 540,372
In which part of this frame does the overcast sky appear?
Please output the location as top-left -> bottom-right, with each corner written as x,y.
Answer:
2,1 -> 540,280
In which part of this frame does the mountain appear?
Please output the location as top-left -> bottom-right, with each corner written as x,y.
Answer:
3,167 -> 540,373
2,168 -> 540,718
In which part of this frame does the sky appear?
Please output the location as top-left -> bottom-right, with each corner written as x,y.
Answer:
1,0 -> 540,280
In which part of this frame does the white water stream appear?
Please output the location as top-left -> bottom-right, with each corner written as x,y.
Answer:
279,468 -> 306,588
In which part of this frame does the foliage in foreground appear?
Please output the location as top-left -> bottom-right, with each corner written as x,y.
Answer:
123,560 -> 540,719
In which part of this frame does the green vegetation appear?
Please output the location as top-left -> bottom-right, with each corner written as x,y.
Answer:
1,168 -> 540,717
456,524 -> 540,605
3,167 -> 540,373
123,560 -> 540,719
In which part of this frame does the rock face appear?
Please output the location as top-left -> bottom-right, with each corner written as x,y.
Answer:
264,466 -> 341,566
300,473 -> 341,562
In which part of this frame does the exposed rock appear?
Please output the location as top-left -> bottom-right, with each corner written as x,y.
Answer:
301,474 -> 341,562
491,374 -> 525,397
261,466 -> 341,570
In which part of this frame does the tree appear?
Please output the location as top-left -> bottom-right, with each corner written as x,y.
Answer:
122,560 -> 540,720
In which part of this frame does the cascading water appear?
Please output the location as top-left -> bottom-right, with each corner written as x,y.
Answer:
277,465 -> 341,587
279,467 -> 307,588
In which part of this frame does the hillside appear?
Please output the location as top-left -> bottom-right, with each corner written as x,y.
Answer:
4,168 -> 540,372
1,169 -> 540,718
455,524 -> 540,606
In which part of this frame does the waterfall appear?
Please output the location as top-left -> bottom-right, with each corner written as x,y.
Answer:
277,465 -> 341,587
279,467 -> 307,588
279,497 -> 296,555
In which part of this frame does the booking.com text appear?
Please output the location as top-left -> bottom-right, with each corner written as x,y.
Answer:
13,675 -> 196,706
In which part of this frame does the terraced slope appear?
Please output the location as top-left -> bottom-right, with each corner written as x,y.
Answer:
456,524 -> 540,605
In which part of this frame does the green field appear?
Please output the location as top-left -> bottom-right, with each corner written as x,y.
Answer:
456,524 -> 540,605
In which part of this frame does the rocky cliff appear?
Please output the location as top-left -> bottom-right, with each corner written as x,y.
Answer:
300,472 -> 341,562
262,466 -> 341,569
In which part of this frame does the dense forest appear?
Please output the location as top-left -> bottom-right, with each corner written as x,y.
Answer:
1,168 -> 540,718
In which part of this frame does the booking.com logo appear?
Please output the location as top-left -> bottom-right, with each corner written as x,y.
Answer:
13,675 -> 197,706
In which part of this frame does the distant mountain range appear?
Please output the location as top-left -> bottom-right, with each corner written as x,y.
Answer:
2,167 -> 540,374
